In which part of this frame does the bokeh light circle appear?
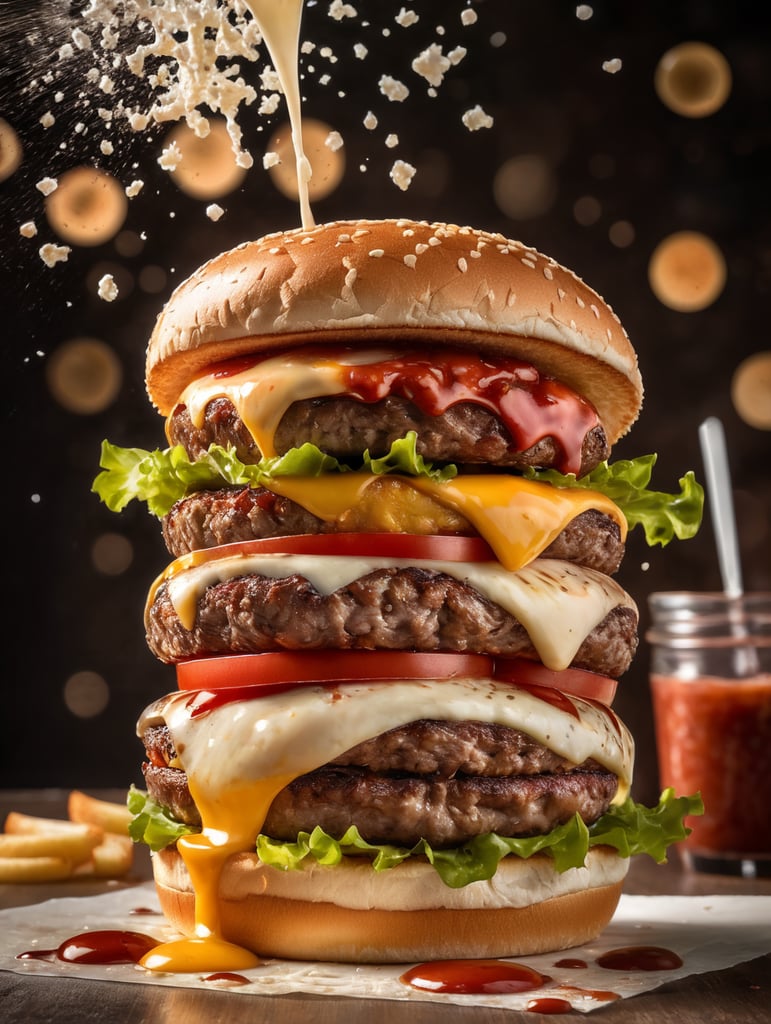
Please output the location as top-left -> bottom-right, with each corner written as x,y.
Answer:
0,118 -> 22,182
731,352 -> 771,430
166,119 -> 248,199
493,154 -> 557,220
45,337 -> 122,414
63,671 -> 110,718
266,119 -> 345,202
654,42 -> 732,118
45,166 -> 128,246
648,231 -> 726,312
91,532 -> 134,575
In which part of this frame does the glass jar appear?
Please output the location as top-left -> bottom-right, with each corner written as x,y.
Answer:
647,592 -> 771,876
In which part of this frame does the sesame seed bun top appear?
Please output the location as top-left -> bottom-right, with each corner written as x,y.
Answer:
146,219 -> 643,443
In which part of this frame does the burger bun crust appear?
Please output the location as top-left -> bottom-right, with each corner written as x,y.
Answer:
151,845 -> 628,963
146,219 -> 642,444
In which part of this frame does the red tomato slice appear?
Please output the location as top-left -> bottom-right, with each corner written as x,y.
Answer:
176,650 -> 495,691
177,650 -> 617,706
492,657 -> 618,705
182,532 -> 496,566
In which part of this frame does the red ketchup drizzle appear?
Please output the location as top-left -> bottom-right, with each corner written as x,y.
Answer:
597,946 -> 683,972
513,682 -> 581,720
129,906 -> 158,916
202,972 -> 251,985
55,930 -> 158,965
553,957 -> 587,969
343,352 -> 598,476
212,354 -> 261,378
399,959 -> 548,995
187,682 -> 300,717
17,948 -> 57,962
526,997 -> 573,1014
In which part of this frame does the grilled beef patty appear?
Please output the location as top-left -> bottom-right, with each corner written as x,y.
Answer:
161,486 -> 625,576
167,394 -> 610,475
141,719 -> 617,848
145,565 -> 638,676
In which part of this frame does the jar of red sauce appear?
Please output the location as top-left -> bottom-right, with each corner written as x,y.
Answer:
647,592 -> 771,876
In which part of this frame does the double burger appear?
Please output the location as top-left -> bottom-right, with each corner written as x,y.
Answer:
95,219 -> 703,967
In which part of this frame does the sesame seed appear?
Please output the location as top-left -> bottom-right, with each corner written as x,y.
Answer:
415,243 -> 428,254
337,233 -> 352,243
557,287 -> 566,300
469,250 -> 482,259
301,236 -> 315,245
521,258 -> 536,269
576,296 -> 586,308
368,248 -> 385,257
403,253 -> 417,268
590,303 -> 600,319
428,236 -> 442,246
543,266 -> 554,280
457,257 -> 468,272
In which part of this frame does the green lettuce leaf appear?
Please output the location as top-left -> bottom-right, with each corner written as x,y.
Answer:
362,433 -> 457,482
95,437 -> 703,547
255,789 -> 702,887
93,433 -> 455,518
525,455 -> 704,546
126,785 -> 197,852
128,787 -> 702,888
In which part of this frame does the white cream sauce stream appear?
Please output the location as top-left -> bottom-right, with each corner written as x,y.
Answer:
247,0 -> 314,228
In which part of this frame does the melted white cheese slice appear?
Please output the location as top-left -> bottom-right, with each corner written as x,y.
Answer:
172,348 -> 398,457
152,554 -> 637,672
142,677 -> 634,803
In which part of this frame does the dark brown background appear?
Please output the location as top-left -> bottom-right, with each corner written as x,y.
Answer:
2,0 -> 769,802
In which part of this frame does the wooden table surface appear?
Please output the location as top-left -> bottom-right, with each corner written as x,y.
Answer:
1,789 -> 769,1023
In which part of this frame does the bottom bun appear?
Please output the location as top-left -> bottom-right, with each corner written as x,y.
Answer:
152,846 -> 628,963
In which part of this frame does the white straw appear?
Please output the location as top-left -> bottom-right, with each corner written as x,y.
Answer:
698,416 -> 743,599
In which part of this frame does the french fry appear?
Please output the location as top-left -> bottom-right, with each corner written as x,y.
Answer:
0,831 -> 100,865
0,856 -> 75,883
4,811 -> 102,841
67,790 -> 133,836
0,793 -> 135,882
75,832 -> 134,879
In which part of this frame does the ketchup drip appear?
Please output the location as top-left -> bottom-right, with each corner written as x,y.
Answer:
202,972 -> 252,985
526,997 -> 573,1014
597,946 -> 683,972
400,958 -> 548,995
343,352 -> 598,476
17,931 -> 158,965
187,682 -> 300,717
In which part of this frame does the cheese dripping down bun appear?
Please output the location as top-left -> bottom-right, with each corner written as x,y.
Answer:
145,218 -> 643,442
139,678 -> 634,963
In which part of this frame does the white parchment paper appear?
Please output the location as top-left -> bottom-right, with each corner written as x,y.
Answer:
0,884 -> 769,1012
